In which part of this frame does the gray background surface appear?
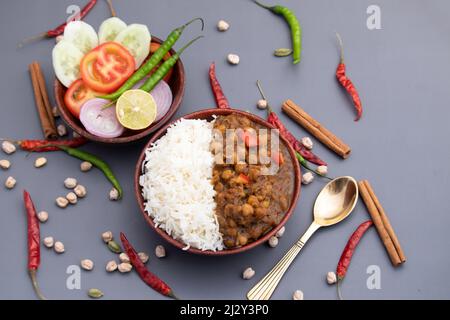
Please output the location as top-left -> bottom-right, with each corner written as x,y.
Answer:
0,0 -> 449,300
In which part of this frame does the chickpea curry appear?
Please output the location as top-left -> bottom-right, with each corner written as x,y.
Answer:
211,114 -> 295,248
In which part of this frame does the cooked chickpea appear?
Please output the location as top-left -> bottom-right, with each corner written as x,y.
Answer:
247,195 -> 259,207
255,207 -> 267,218
221,169 -> 233,180
262,200 -> 270,208
242,204 -> 254,216
237,234 -> 248,246
234,164 -> 246,173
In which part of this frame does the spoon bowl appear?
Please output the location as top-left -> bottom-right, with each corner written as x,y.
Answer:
313,176 -> 358,226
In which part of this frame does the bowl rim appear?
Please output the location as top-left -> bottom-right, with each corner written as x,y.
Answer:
134,108 -> 302,256
54,36 -> 185,144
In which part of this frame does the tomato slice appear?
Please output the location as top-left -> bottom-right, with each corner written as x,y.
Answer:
149,42 -> 173,83
80,42 -> 135,93
64,79 -> 99,118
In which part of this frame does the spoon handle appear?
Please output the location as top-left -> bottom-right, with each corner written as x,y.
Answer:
247,222 -> 321,300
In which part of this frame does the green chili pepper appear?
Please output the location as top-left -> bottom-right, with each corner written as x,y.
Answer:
34,145 -> 123,198
99,18 -> 204,101
140,35 -> 204,93
296,152 -> 332,180
254,1 -> 302,64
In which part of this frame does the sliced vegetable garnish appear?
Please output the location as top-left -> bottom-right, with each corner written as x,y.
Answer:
98,17 -> 127,44
116,89 -> 157,130
52,40 -> 84,88
80,98 -> 124,138
80,42 -> 135,93
114,24 -> 151,69
63,21 -> 98,54
150,80 -> 173,122
64,79 -> 99,118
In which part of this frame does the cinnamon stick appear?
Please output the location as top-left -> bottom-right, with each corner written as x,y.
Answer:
358,180 -> 406,266
282,99 -> 351,159
33,62 -> 55,124
29,62 -> 57,139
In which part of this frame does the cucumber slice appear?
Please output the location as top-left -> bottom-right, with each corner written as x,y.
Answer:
98,17 -> 127,44
63,21 -> 98,54
52,40 -> 84,88
114,24 -> 151,69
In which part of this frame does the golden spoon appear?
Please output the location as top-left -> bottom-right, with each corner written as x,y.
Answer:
247,176 -> 359,300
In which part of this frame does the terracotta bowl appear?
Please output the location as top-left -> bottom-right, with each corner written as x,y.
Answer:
134,108 -> 302,256
54,36 -> 185,144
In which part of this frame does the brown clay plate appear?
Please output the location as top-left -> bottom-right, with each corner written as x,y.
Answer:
134,108 -> 302,256
54,36 -> 185,144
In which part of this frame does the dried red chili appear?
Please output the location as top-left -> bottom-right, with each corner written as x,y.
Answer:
120,233 -> 177,299
336,220 -> 373,300
23,190 -> 46,300
266,109 -> 327,166
17,137 -> 88,152
256,81 -> 327,166
335,33 -> 363,121
209,62 -> 230,109
19,0 -> 98,47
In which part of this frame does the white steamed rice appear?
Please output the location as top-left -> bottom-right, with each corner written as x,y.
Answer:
139,118 -> 223,251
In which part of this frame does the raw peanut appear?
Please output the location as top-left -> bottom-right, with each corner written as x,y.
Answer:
106,260 -> 118,272
37,211 -> 49,223
268,236 -> 278,248
227,54 -> 240,65
217,20 -> 230,32
54,241 -> 65,253
56,197 -> 69,208
80,259 -> 94,271
293,290 -> 304,300
74,185 -> 87,198
43,236 -> 54,248
5,176 -> 16,189
64,177 -> 77,189
301,137 -> 313,150
66,192 -> 77,204
138,252 -> 149,264
257,99 -> 268,110
57,124 -> 67,137
109,188 -> 119,201
327,271 -> 337,285
301,172 -> 314,185
1,141 -> 16,154
101,231 -> 113,243
34,157 -> 47,168
242,267 -> 255,280
119,253 -> 130,263
317,165 -> 328,175
52,106 -> 59,118
0,159 -> 11,170
155,245 -> 166,258
276,226 -> 285,238
80,161 -> 92,172
118,263 -> 132,273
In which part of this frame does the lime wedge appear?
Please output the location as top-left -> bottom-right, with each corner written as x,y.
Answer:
116,89 -> 157,130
